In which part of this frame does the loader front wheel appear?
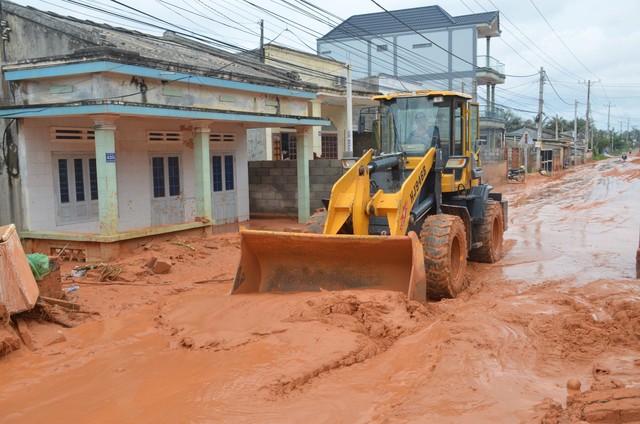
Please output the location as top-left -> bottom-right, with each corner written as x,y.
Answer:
303,210 -> 328,234
420,214 -> 467,300
469,200 -> 504,263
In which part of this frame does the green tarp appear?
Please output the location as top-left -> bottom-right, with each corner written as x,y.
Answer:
26,253 -> 50,281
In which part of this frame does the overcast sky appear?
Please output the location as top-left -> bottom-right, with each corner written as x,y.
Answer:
12,0 -> 640,135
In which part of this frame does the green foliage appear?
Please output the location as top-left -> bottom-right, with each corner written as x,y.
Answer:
504,110 -> 523,132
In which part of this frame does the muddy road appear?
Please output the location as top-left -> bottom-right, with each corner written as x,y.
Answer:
1,155 -> 639,423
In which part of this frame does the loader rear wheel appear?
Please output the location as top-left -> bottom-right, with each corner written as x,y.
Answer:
469,200 -> 504,263
420,214 -> 467,300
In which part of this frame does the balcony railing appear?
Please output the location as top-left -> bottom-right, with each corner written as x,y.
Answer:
477,55 -> 505,76
480,105 -> 506,121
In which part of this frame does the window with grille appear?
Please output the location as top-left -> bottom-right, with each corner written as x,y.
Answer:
288,135 -> 297,160
321,134 -> 338,159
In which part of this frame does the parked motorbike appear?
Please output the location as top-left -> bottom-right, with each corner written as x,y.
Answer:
508,165 -> 525,182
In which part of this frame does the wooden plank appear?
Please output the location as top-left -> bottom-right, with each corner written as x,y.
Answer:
15,317 -> 35,351
39,296 -> 80,311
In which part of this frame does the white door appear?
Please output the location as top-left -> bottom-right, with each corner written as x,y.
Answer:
211,153 -> 238,224
53,155 -> 99,225
150,155 -> 184,226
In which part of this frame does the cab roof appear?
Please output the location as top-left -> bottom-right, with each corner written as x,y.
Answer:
372,90 -> 473,101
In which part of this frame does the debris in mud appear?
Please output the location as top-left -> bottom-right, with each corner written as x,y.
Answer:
69,263 -> 123,281
0,224 -> 40,315
147,257 -> 172,274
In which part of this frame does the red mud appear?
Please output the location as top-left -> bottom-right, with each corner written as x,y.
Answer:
1,154 -> 640,423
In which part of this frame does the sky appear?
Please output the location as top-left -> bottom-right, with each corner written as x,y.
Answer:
11,0 -> 640,136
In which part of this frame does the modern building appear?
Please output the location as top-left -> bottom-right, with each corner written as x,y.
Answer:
317,5 -> 506,148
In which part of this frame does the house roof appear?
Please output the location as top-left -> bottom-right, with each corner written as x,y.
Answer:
505,126 -> 554,140
319,6 -> 499,40
2,1 -> 313,92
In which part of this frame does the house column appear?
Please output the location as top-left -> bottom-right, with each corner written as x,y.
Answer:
92,114 -> 119,236
191,120 -> 212,222
296,125 -> 312,223
310,99 -> 322,157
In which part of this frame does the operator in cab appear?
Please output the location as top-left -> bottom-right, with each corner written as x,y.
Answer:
408,112 -> 440,148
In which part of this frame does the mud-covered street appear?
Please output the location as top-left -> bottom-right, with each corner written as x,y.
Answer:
1,155 -> 639,423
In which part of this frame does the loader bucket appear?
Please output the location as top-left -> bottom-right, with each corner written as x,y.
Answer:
232,228 -> 427,301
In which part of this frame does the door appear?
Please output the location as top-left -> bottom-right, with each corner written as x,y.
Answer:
53,155 -> 99,225
211,153 -> 238,224
150,155 -> 184,226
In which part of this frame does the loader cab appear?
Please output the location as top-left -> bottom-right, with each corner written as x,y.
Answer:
374,90 -> 481,194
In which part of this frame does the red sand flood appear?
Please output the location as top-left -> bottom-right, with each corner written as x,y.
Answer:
1,154 -> 640,423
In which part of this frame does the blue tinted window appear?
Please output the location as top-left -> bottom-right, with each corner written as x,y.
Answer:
224,155 -> 234,190
212,156 -> 222,192
152,157 -> 165,198
58,159 -> 69,203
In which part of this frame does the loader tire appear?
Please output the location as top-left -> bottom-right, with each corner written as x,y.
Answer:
303,210 -> 328,234
420,214 -> 467,300
469,200 -> 504,263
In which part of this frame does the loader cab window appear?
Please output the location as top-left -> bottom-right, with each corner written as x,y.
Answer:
379,96 -> 451,156
453,102 -> 463,156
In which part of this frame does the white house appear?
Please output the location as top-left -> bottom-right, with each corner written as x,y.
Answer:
0,1 -> 328,260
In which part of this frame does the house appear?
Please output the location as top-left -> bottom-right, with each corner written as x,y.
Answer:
317,5 -> 506,148
242,43 -> 379,161
0,1 -> 329,260
505,126 -> 588,171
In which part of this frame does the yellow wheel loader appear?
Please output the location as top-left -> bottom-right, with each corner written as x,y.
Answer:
232,90 -> 508,301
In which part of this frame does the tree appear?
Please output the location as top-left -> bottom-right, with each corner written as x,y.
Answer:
504,110 -> 524,132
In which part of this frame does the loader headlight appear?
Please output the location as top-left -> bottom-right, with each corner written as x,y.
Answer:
341,158 -> 357,169
444,156 -> 469,169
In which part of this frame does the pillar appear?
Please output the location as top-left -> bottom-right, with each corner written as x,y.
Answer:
91,114 -> 119,236
310,99 -> 322,157
296,126 -> 312,223
191,120 -> 212,222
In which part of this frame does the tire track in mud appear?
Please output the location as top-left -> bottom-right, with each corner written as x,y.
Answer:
261,293 -> 431,398
155,291 -> 433,399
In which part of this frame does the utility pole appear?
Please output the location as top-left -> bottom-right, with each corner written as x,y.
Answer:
345,57 -> 353,155
605,102 -> 615,152
627,118 -> 630,145
620,121 -> 623,151
582,80 -> 593,154
259,19 -> 264,63
536,67 -> 544,170
574,100 -> 578,166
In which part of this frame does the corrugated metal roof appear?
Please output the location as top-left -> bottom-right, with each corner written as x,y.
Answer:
320,6 -> 498,40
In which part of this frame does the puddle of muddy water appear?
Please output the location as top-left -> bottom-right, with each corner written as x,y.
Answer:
501,162 -> 640,284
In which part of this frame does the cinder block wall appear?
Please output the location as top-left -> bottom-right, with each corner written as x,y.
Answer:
248,158 -> 507,217
248,159 -> 343,216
